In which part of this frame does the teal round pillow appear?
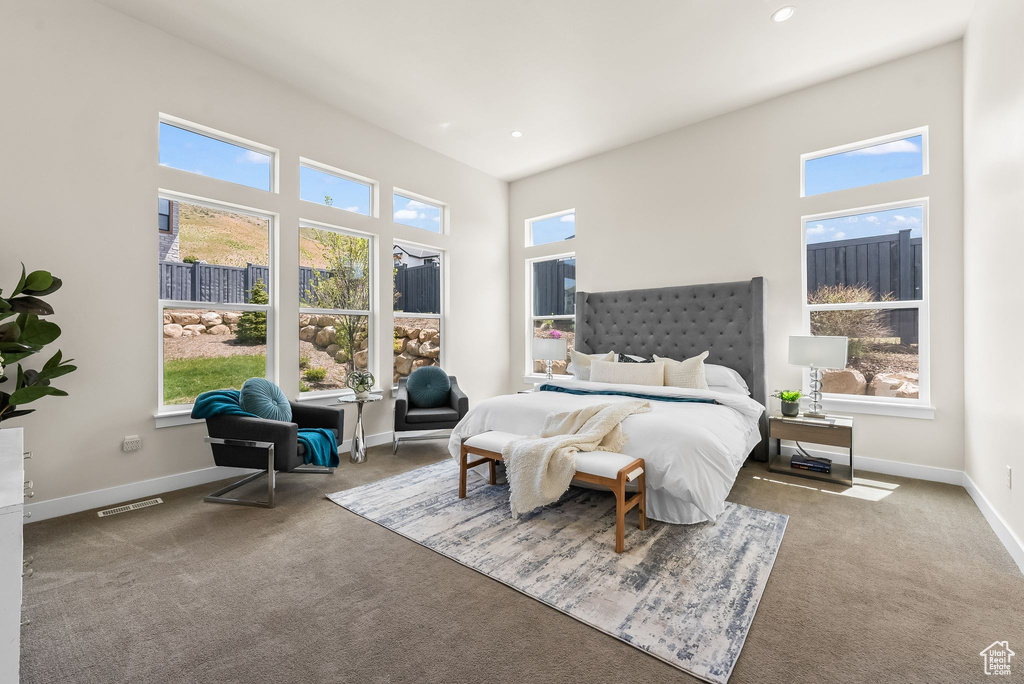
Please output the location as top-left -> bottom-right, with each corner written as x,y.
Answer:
240,378 -> 292,422
406,366 -> 450,408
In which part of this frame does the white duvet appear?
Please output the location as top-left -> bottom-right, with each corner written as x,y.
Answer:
448,378 -> 765,525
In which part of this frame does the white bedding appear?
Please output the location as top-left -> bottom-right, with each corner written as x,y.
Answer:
448,378 -> 765,524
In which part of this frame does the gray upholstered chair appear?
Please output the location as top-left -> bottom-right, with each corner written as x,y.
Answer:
393,372 -> 469,453
199,402 -> 342,508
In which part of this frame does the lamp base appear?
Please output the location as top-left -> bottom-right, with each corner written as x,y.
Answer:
803,410 -> 829,418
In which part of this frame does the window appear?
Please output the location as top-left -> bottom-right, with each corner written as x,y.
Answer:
299,159 -> 374,216
802,200 -> 928,407
393,191 -> 444,233
527,209 -> 575,246
802,129 -> 927,197
159,118 -> 274,191
393,242 -> 443,386
158,196 -> 273,409
528,255 -> 575,375
298,223 -> 373,394
158,198 -> 171,232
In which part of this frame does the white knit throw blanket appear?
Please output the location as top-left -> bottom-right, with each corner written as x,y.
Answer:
502,400 -> 650,518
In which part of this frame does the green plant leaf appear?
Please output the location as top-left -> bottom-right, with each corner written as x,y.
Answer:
9,385 -> 61,405
37,363 -> 76,382
22,276 -> 62,297
9,296 -> 54,316
0,351 -> 34,363
42,349 -> 62,370
22,270 -> 53,293
19,317 -> 60,347
0,408 -> 35,422
11,264 -> 27,297
0,321 -> 21,342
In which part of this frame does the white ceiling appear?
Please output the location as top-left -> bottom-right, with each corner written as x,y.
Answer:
96,0 -> 974,181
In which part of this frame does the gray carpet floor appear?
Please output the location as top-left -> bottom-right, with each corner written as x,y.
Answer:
20,442 -> 1024,684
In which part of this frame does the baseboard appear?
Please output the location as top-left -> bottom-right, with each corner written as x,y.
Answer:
778,444 -> 964,485
962,473 -> 1024,574
26,430 -> 396,523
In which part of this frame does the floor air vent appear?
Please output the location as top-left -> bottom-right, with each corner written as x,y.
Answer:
97,498 -> 163,517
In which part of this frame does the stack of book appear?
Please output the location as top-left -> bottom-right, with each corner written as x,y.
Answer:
791,454 -> 832,473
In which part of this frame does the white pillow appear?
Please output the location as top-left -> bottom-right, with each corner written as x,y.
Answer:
704,363 -> 750,395
654,351 -> 710,390
590,359 -> 665,386
567,350 -> 615,381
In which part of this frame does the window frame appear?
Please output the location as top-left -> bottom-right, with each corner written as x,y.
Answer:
800,197 -> 931,417
525,251 -> 576,379
298,157 -> 378,218
156,190 -> 278,417
158,198 -> 172,233
392,188 -> 448,234
159,113 -> 279,193
298,219 -> 377,399
392,239 -> 446,389
526,208 -> 576,247
800,126 -> 929,198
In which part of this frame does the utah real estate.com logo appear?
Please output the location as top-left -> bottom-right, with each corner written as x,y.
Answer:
980,641 -> 1014,676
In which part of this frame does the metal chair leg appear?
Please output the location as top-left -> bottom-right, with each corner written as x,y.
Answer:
204,438 -> 277,508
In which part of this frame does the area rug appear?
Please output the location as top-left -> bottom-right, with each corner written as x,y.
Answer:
328,461 -> 787,684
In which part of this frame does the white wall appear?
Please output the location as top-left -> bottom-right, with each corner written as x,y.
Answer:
963,0 -> 1024,545
509,43 -> 965,471
0,0 -> 509,504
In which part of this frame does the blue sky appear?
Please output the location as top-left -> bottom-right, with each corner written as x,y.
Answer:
806,205 -> 923,245
300,165 -> 371,215
804,134 -> 923,196
159,123 -> 271,190
530,211 -> 576,245
393,193 -> 442,232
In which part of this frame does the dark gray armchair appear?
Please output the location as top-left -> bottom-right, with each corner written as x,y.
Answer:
393,375 -> 469,453
199,402 -> 343,508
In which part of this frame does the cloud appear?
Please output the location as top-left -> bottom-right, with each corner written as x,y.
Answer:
806,224 -> 826,236
394,209 -> 419,220
405,199 -> 431,209
344,206 -> 360,213
892,214 -> 920,224
560,214 -> 576,223
834,231 -> 846,239
865,216 -> 880,224
848,139 -> 919,156
238,150 -> 269,164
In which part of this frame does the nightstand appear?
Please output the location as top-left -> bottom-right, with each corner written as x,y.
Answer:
767,414 -> 854,486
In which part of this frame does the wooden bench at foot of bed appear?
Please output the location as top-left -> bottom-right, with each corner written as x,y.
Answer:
459,431 -> 647,553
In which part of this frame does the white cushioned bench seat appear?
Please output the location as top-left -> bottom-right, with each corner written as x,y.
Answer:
463,431 -> 642,481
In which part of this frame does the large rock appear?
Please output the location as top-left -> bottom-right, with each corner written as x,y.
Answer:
412,358 -> 432,370
222,312 -> 241,325
393,325 -> 409,339
406,340 -> 421,356
315,326 -> 336,347
353,350 -> 368,368
206,324 -> 231,335
868,372 -> 919,399
395,352 -> 416,376
419,340 -> 440,359
418,328 -> 439,343
299,325 -> 318,342
821,368 -> 866,395
394,337 -> 408,354
325,344 -> 341,359
163,313 -> 172,325
171,311 -> 201,326
201,312 -> 223,328
183,324 -> 207,335
406,328 -> 421,340
163,323 -> 183,338
317,315 -> 336,327
299,314 -> 313,328
335,349 -> 350,364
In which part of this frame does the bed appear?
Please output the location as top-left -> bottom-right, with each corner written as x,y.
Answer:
448,278 -> 768,525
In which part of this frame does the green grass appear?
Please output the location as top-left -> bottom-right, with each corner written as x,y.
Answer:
164,354 -> 267,405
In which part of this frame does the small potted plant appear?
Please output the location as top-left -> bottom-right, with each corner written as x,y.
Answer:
346,369 -> 375,400
772,390 -> 802,417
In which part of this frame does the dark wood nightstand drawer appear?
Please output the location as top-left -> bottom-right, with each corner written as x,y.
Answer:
769,421 -> 852,448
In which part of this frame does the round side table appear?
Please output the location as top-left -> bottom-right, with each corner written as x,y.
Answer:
337,393 -> 383,463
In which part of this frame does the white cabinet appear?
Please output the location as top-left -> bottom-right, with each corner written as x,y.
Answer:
0,428 -> 25,684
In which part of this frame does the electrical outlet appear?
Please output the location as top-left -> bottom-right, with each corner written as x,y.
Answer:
1007,466 -> 1012,490
122,435 -> 142,453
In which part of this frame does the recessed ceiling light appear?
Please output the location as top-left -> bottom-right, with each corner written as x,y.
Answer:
771,6 -> 795,22
510,130 -> 523,138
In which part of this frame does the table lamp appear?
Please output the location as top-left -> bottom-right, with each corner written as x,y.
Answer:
533,337 -> 567,381
788,335 -> 848,418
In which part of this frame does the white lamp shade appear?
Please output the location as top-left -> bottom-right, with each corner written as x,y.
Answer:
789,335 -> 848,369
532,337 -> 567,361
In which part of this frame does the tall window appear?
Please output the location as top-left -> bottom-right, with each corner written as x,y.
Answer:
393,191 -> 445,233
159,117 -> 274,191
393,242 -> 443,386
802,128 -> 927,197
158,195 -> 273,408
299,159 -> 374,216
802,200 -> 928,407
298,223 -> 373,394
528,254 -> 576,376
527,209 -> 575,246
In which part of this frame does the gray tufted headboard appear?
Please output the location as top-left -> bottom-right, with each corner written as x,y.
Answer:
574,278 -> 768,461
